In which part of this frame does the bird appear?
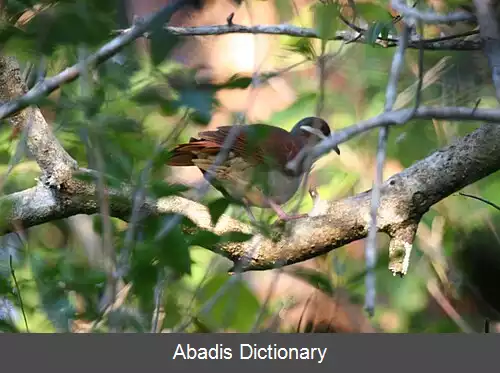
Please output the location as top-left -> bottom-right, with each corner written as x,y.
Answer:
166,117 -> 339,221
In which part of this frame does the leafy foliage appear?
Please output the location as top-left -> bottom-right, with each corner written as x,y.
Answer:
195,274 -> 261,332
0,0 -> 496,334
313,1 -> 340,41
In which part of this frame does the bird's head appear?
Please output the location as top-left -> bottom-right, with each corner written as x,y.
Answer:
290,116 -> 340,155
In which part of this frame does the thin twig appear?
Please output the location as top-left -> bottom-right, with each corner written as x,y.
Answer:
250,269 -> 283,332
9,255 -> 29,332
459,192 -> 500,212
160,23 -> 475,45
288,104 -> 500,175
77,45 -> 118,320
365,22 -> 411,316
116,23 -> 480,50
0,12 -> 481,124
412,19 -> 425,114
296,294 -> 314,333
151,269 -> 166,333
427,278 -> 473,333
391,0 -> 475,24
177,256 -> 218,329
120,110 -> 190,279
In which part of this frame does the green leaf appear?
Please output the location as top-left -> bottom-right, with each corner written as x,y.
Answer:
189,230 -> 223,248
0,319 -> 19,333
313,1 -> 340,40
129,244 -> 158,314
99,116 -> 141,134
189,230 -> 253,250
30,248 -> 109,326
132,84 -> 177,115
96,137 -> 135,182
129,216 -> 192,317
157,222 -> 192,276
218,231 -> 253,244
366,22 -> 385,45
23,0 -> 117,54
0,275 -> 12,295
192,316 -> 215,332
150,29 -> 179,66
285,38 -> 316,60
197,274 -> 261,332
149,181 -> 190,198
152,147 -> 176,171
2,0 -> 37,21
177,88 -> 216,125
207,198 -> 230,226
0,198 -> 15,234
162,290 -> 183,328
0,25 -> 37,61
216,74 -> 253,90
287,267 -> 335,296
365,21 -> 395,46
136,216 -> 192,276
274,0 -> 294,22
356,3 -> 394,23
30,252 -> 77,331
80,86 -> 106,118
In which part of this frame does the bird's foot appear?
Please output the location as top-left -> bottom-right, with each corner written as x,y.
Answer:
268,199 -> 307,222
276,212 -> 308,222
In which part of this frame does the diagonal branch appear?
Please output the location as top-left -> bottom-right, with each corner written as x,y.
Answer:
0,0 -> 192,121
288,106 -> 500,174
0,56 -> 77,186
365,20 -> 410,315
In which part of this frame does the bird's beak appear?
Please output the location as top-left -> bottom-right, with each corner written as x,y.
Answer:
301,125 -> 340,155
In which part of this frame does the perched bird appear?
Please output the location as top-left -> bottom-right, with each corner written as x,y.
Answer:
167,117 -> 339,221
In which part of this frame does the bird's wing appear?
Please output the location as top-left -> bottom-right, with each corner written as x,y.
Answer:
196,124 -> 304,170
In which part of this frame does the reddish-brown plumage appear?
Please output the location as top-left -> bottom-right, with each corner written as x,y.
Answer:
166,117 -> 337,220
167,124 -> 308,170
167,139 -> 221,166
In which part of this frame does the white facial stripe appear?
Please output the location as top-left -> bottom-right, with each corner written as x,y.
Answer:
300,125 -> 327,140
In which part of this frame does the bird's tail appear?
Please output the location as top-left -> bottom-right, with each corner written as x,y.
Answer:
166,138 -> 220,166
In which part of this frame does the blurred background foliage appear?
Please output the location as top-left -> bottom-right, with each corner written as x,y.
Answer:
0,0 -> 498,333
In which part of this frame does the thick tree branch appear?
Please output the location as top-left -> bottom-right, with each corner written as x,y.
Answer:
1,123 -> 499,276
0,56 -> 78,186
0,0 -> 496,281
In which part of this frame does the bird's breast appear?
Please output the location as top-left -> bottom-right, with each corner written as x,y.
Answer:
265,169 -> 303,205
192,155 -> 304,207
